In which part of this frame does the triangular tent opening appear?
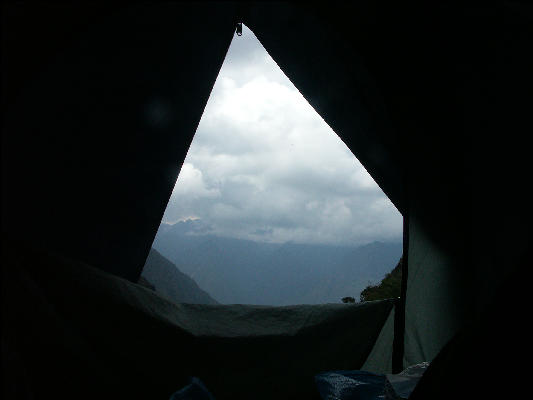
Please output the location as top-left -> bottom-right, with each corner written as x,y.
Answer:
143,24 -> 402,306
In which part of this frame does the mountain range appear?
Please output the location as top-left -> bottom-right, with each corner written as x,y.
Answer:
149,219 -> 402,305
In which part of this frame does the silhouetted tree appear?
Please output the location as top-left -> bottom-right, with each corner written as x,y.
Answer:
342,296 -> 356,303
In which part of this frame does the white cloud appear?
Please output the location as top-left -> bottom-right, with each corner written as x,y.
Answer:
160,24 -> 402,246
170,163 -> 219,199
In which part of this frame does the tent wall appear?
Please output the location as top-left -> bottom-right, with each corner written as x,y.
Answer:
401,3 -> 532,369
1,2 -> 239,281
361,307 -> 395,374
403,213 -> 469,366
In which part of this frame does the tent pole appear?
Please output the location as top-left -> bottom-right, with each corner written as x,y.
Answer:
392,213 -> 409,373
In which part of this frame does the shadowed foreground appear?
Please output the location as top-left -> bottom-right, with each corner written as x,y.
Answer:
2,242 -> 393,400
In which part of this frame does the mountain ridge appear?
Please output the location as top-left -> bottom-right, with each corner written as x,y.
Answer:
151,220 -> 402,305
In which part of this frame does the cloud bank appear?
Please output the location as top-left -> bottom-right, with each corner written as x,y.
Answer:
161,25 -> 402,246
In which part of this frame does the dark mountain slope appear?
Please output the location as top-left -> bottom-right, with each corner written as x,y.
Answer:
141,248 -> 218,304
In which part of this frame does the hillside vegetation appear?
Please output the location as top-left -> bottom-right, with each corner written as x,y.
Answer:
359,257 -> 402,302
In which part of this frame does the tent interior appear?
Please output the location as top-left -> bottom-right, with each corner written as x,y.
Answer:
2,2 -> 532,399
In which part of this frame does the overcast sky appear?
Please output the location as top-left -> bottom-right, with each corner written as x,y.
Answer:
161,25 -> 402,246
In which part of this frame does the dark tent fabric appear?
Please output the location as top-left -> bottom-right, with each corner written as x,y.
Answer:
1,2 -> 239,281
2,241 -> 394,399
409,247 -> 532,399
2,1 -> 533,399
